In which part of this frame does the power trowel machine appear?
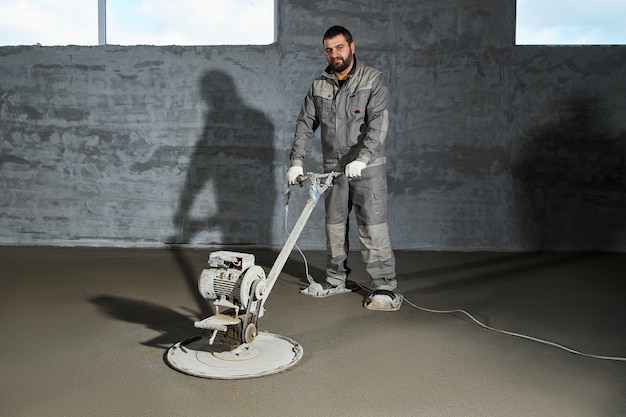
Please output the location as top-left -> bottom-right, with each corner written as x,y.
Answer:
166,172 -> 339,379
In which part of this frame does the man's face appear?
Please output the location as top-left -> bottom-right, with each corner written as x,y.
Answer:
324,35 -> 355,74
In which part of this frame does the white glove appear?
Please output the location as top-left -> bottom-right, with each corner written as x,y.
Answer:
287,166 -> 304,185
345,161 -> 367,178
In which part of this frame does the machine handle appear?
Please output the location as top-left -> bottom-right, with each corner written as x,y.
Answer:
264,171 -> 340,310
294,171 -> 340,186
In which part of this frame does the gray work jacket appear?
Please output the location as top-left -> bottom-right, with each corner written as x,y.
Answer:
290,59 -> 390,172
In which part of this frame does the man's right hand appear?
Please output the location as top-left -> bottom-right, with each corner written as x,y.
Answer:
287,166 -> 304,185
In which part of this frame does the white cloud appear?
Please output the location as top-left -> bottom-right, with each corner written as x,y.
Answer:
107,0 -> 274,45
0,0 -> 275,46
0,0 -> 97,45
517,0 -> 626,44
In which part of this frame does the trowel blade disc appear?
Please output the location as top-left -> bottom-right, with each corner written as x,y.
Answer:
166,332 -> 303,379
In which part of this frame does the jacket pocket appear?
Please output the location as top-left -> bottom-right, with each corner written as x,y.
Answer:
349,89 -> 370,114
314,94 -> 332,116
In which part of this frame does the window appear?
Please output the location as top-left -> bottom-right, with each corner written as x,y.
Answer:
516,0 -> 626,45
106,0 -> 275,45
0,0 -> 276,46
0,0 -> 98,46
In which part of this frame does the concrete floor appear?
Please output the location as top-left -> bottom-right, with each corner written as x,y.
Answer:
1,246 -> 625,417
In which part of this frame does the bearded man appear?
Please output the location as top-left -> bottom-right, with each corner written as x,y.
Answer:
287,25 -> 401,311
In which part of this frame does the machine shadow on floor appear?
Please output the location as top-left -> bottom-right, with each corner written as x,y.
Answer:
89,295 -> 200,350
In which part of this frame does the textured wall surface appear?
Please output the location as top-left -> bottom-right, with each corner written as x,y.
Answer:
1,0 -> 625,251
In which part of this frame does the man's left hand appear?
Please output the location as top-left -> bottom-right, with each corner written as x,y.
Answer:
345,161 -> 367,178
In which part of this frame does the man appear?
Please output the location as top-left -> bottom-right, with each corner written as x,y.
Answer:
287,25 -> 401,311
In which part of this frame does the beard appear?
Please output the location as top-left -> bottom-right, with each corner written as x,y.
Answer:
330,53 -> 353,73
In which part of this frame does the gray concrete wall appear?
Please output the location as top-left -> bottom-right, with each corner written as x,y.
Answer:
1,0 -> 625,251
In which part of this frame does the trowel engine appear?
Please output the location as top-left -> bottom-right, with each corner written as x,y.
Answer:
195,251 -> 267,348
192,172 -> 339,353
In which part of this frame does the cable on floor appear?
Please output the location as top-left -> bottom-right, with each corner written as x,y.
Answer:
283,183 -> 625,363
352,282 -> 626,363
283,186 -> 315,285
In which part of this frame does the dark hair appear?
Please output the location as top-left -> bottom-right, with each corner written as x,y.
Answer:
323,26 -> 353,45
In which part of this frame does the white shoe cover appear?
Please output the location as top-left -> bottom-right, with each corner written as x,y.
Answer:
364,292 -> 403,311
300,282 -> 352,298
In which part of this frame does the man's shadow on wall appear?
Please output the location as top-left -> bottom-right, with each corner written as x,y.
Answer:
511,94 -> 626,250
167,70 -> 276,315
173,70 -> 276,245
